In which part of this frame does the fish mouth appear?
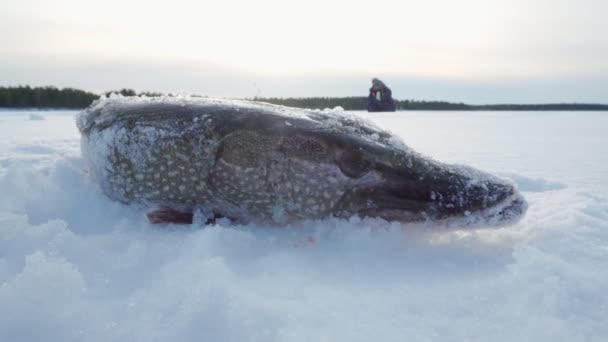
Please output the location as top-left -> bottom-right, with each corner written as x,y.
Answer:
472,191 -> 528,226
350,162 -> 529,227
356,190 -> 527,227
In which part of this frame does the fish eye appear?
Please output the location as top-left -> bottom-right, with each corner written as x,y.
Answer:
339,150 -> 373,178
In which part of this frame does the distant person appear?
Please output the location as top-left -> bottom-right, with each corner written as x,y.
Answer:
367,78 -> 396,112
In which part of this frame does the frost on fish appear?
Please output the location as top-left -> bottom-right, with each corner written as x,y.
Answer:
78,98 -> 217,209
78,97 -> 392,219
78,95 -> 526,226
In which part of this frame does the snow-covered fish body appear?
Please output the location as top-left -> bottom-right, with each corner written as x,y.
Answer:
78,96 -> 526,226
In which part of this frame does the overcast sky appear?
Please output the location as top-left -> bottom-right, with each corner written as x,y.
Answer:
1,0 -> 607,103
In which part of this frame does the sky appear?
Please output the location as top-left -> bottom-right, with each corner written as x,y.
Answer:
1,0 -> 607,103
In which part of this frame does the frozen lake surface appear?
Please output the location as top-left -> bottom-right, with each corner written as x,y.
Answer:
1,109 -> 607,341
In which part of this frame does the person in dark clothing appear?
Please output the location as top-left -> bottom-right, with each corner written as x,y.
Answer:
367,78 -> 396,112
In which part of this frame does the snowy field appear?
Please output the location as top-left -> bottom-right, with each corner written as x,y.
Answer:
1,109 -> 607,342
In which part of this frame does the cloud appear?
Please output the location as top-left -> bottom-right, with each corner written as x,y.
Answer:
1,0 -> 606,102
1,56 -> 606,103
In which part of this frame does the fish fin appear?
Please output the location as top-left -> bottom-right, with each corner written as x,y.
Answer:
147,208 -> 194,224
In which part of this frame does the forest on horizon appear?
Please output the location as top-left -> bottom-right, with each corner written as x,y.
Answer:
2,85 -> 607,111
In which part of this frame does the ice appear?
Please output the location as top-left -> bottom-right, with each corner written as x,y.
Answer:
1,109 -> 608,341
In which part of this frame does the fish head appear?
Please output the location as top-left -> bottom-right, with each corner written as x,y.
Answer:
255,110 -> 528,226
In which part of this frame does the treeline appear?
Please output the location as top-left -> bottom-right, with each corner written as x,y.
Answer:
0,86 -> 165,108
463,103 -> 608,111
1,86 -> 607,111
252,97 -> 466,110
253,97 -> 608,111
0,86 -> 99,109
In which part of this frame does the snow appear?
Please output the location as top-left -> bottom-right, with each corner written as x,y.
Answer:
28,113 -> 45,121
1,109 -> 608,341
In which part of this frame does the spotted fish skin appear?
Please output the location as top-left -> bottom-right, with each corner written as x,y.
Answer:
78,97 -> 368,223
79,102 -> 217,209
78,96 -> 526,226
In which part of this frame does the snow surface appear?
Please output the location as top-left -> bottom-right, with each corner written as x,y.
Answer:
1,109 -> 607,341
